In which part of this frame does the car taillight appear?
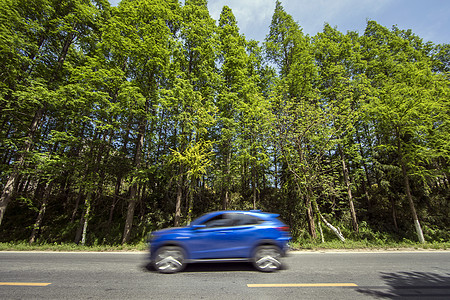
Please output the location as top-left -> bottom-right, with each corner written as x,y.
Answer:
276,226 -> 290,232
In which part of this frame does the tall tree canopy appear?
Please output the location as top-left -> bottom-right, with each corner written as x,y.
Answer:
1,0 -> 448,245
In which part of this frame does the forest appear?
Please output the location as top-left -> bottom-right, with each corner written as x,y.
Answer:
0,0 -> 449,246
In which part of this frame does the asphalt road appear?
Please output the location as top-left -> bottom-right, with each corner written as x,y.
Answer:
1,250 -> 449,299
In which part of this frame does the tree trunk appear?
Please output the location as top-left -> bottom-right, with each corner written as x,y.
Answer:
318,218 -> 325,243
122,103 -> 146,244
339,145 -> 358,233
0,173 -> 18,226
122,188 -> 136,244
186,179 -> 195,224
223,189 -> 229,210
122,153 -> 142,243
320,214 -> 345,242
74,217 -> 83,245
29,182 -> 53,244
174,172 -> 183,227
305,186 -> 317,239
70,192 -> 83,223
0,107 -> 44,226
1,20 -> 77,226
222,148 -> 231,210
397,129 -> 425,243
307,201 -> 316,239
401,160 -> 425,243
356,131 -> 372,212
51,30 -> 75,83
108,176 -> 122,226
252,158 -> 257,210
390,196 -> 399,232
80,193 -> 92,246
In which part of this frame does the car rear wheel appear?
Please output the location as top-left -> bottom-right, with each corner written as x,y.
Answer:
253,245 -> 282,272
154,246 -> 186,273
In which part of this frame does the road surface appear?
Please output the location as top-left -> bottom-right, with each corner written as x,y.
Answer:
1,250 -> 449,299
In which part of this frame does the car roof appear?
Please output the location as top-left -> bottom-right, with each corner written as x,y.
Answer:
190,210 -> 280,225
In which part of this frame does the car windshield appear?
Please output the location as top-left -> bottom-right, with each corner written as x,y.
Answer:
190,212 -> 267,228
189,212 -> 220,226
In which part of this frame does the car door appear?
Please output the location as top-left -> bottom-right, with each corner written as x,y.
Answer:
186,213 -> 234,259
223,213 -> 264,257
188,213 -> 260,259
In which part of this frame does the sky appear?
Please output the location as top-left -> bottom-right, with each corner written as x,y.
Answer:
108,0 -> 450,45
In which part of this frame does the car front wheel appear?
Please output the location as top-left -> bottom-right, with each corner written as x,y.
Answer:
154,246 -> 186,273
252,245 -> 282,272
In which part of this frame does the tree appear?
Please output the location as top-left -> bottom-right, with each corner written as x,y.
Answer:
313,24 -> 367,233
215,6 -> 247,210
0,0 -> 103,226
1,0 -> 448,246
164,0 -> 217,226
362,21 -> 449,243
104,0 -> 180,244
265,1 -> 322,239
169,140 -> 213,223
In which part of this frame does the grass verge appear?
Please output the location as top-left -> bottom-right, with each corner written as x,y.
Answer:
290,239 -> 449,251
0,241 -> 148,252
1,240 -> 448,252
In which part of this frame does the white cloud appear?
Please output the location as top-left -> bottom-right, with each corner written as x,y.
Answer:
207,0 -> 393,41
208,0 -> 276,40
108,0 -> 449,44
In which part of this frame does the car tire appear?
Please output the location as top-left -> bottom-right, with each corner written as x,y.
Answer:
154,246 -> 186,274
252,245 -> 282,272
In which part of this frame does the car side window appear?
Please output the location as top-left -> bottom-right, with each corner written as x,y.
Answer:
202,214 -> 234,228
233,214 -> 265,226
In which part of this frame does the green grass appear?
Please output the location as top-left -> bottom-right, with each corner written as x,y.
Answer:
1,240 -> 448,252
0,241 -> 148,252
290,239 -> 450,251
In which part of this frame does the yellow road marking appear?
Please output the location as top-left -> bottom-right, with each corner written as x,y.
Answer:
0,282 -> 52,286
248,283 -> 358,288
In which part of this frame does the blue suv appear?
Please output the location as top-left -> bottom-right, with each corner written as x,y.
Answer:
148,210 -> 291,273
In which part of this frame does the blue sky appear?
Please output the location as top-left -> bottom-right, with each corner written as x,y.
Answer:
108,0 -> 449,45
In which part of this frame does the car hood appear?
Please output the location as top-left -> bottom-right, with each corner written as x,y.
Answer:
151,226 -> 188,236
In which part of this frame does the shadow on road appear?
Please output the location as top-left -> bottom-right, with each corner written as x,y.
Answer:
142,262 -> 256,273
357,271 -> 450,298
184,262 -> 256,273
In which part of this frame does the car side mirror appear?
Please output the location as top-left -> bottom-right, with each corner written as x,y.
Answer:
191,224 -> 206,230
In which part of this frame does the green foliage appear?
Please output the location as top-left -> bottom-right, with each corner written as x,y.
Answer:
170,141 -> 214,180
0,1 -> 448,247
